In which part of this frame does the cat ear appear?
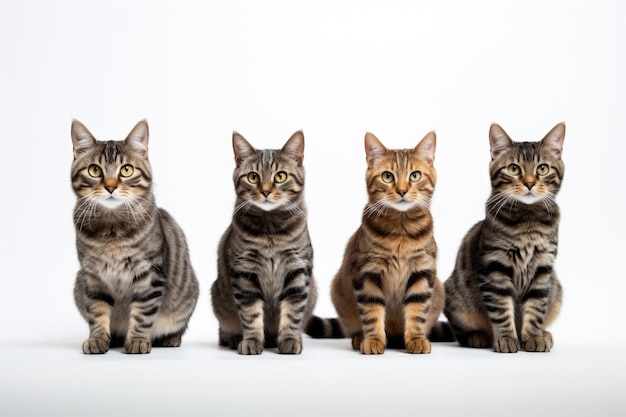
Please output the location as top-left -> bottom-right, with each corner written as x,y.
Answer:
71,119 -> 97,158
541,122 -> 565,159
413,131 -> 436,166
282,130 -> 305,166
364,132 -> 388,167
489,123 -> 514,159
232,132 -> 256,165
125,119 -> 149,158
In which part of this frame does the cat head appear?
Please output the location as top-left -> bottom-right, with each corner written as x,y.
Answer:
364,131 -> 437,213
70,119 -> 153,210
489,122 -> 565,205
231,130 -> 305,212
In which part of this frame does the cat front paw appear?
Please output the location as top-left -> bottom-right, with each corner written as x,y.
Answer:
351,333 -> 364,351
523,332 -> 553,352
278,337 -> 302,354
82,338 -> 110,354
493,337 -> 520,353
406,338 -> 431,354
125,338 -> 152,354
238,338 -> 263,355
361,338 -> 386,355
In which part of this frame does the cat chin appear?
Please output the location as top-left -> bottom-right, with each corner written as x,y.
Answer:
252,201 -> 283,212
514,194 -> 544,205
387,201 -> 418,212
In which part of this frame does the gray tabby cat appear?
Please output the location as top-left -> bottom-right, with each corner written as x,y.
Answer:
211,130 -> 317,355
71,120 -> 199,354
444,122 -> 565,353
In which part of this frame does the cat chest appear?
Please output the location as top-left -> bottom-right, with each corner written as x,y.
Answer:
493,241 -> 556,291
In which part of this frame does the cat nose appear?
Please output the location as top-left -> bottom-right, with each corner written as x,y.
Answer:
261,189 -> 271,198
524,182 -> 535,190
397,189 -> 407,197
104,178 -> 118,194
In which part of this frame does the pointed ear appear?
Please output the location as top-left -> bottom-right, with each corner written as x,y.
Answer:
414,131 -> 436,166
71,119 -> 97,158
282,130 -> 305,166
364,132 -> 388,168
125,119 -> 149,158
541,122 -> 565,159
489,123 -> 514,159
232,132 -> 256,165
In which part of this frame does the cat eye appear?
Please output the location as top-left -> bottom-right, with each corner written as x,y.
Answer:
409,171 -> 422,182
507,164 -> 521,175
88,164 -> 102,178
381,171 -> 395,183
120,164 -> 134,177
247,172 -> 260,184
537,164 -> 549,176
274,171 -> 288,183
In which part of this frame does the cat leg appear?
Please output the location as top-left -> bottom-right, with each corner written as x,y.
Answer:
75,272 -> 113,354
520,269 -> 559,352
218,328 -> 242,350
230,271 -> 265,355
353,272 -> 387,354
276,268 -> 312,354
403,270 -> 438,354
478,267 -> 520,353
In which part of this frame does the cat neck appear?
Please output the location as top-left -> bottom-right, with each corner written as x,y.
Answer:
485,195 -> 560,226
233,200 -> 307,238
74,202 -> 158,239
362,203 -> 433,239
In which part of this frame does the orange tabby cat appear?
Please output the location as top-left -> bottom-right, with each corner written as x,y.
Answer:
308,131 -> 445,354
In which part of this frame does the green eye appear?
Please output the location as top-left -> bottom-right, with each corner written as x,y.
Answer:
274,171 -> 287,183
409,171 -> 422,182
247,172 -> 259,184
537,164 -> 549,176
507,164 -> 521,175
88,164 -> 102,178
381,171 -> 394,183
120,164 -> 134,177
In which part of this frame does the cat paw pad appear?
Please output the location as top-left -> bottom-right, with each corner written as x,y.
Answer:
278,338 -> 302,354
361,338 -> 385,355
523,333 -> 553,352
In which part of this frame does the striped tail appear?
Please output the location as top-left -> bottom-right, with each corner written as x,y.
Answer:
428,321 -> 456,342
304,316 -> 345,338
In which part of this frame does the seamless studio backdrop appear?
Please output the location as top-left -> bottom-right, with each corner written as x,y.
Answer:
1,1 -> 625,416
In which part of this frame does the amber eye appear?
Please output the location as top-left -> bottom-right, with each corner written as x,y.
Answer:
274,171 -> 288,183
409,171 -> 422,182
120,164 -> 134,177
88,164 -> 102,178
381,171 -> 394,183
507,164 -> 521,175
247,172 -> 260,184
537,164 -> 549,176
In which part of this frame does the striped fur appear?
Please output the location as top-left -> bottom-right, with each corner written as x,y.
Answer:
444,122 -> 565,353
211,131 -> 317,355
305,131 -> 446,354
71,120 -> 199,354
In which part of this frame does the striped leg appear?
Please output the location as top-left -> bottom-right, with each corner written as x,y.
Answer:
353,272 -> 386,354
520,266 -> 554,352
478,262 -> 520,353
231,271 -> 265,355
75,271 -> 113,354
403,270 -> 434,354
277,268 -> 311,354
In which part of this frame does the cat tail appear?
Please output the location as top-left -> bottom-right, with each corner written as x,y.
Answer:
428,321 -> 456,342
304,316 -> 345,338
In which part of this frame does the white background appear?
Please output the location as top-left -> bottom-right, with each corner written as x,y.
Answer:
1,1 -> 625,416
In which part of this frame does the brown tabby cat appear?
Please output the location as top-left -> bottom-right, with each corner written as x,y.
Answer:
71,120 -> 199,354
306,131 -> 446,354
211,131 -> 317,355
444,122 -> 565,353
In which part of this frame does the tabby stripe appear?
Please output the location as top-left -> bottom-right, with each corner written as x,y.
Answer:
406,270 -> 433,290
490,316 -> 510,325
142,306 -> 159,316
132,290 -> 163,303
86,290 -> 115,307
234,291 -> 264,305
353,272 -> 383,291
402,292 -> 432,305
279,286 -> 307,302
534,265 -> 553,279
356,295 -> 385,306
479,282 -> 513,297
480,261 -> 514,277
284,268 -> 308,287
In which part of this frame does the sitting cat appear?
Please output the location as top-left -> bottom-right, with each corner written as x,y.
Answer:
71,119 -> 199,354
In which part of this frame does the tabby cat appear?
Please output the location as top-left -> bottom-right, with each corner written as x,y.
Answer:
443,122 -> 565,353
306,131 -> 446,354
211,130 -> 317,355
71,120 -> 199,354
